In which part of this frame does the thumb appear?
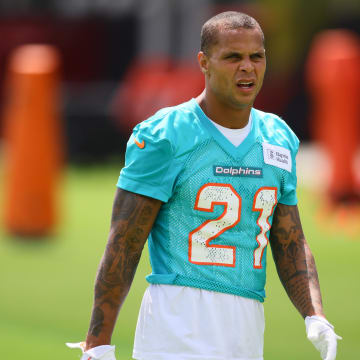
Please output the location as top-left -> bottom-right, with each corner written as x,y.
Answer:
66,342 -> 86,351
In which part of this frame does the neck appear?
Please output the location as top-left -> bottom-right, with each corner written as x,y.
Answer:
196,89 -> 252,129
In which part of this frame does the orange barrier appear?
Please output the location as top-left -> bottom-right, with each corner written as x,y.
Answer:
3,44 -> 63,237
306,30 -> 360,202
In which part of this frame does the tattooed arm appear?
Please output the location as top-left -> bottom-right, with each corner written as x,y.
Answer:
269,203 -> 324,318
84,188 -> 162,350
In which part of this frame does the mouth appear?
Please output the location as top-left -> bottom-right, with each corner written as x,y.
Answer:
236,80 -> 255,93
236,80 -> 255,90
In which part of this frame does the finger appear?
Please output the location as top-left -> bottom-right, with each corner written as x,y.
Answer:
323,333 -> 338,360
66,342 -> 86,350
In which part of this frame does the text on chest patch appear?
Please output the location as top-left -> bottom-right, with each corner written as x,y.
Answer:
213,165 -> 263,177
262,142 -> 292,172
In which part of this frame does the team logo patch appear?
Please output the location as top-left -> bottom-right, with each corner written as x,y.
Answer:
134,136 -> 145,149
262,142 -> 292,172
213,165 -> 263,177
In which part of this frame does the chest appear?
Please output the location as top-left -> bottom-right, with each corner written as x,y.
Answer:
174,140 -> 286,210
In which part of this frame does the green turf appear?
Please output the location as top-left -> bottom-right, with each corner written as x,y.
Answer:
0,164 -> 358,359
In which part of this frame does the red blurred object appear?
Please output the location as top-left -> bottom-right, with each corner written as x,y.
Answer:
306,29 -> 360,202
111,57 -> 204,134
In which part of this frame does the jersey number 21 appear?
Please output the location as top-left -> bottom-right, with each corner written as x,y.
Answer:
189,183 -> 277,269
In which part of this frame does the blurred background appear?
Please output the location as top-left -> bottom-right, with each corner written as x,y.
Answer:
0,0 -> 359,359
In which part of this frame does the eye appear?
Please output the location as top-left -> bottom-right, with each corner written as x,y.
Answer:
224,53 -> 241,60
251,53 -> 265,61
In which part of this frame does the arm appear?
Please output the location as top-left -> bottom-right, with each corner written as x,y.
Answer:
85,188 -> 162,350
269,203 -> 341,360
269,203 -> 324,318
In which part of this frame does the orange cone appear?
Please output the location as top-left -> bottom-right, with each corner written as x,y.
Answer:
306,30 -> 360,203
3,44 -> 63,237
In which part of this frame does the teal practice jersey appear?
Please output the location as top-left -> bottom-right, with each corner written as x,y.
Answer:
117,98 -> 299,302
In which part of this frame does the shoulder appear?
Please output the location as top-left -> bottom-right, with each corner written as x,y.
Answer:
132,99 -> 209,153
253,108 -> 299,152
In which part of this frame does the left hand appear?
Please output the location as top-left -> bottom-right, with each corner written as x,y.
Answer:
66,342 -> 116,360
305,316 -> 342,360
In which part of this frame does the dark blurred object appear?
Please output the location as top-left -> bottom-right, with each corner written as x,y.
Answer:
64,81 -> 127,163
0,14 -> 136,162
0,0 -> 133,17
306,29 -> 360,205
3,45 -> 63,237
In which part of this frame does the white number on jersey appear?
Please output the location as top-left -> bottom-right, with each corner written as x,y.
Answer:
189,184 -> 277,268
252,187 -> 277,268
189,183 -> 241,267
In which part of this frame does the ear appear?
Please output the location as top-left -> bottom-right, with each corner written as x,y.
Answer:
197,51 -> 209,75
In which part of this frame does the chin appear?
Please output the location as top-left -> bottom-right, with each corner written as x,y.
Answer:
231,97 -> 254,110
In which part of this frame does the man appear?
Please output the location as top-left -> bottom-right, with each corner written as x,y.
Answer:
68,11 -> 341,360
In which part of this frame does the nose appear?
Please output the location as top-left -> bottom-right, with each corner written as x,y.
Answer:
238,56 -> 254,72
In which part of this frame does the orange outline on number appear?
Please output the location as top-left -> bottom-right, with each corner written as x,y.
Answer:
189,183 -> 241,267
252,186 -> 278,269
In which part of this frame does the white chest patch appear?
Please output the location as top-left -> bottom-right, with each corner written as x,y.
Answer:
262,142 -> 292,172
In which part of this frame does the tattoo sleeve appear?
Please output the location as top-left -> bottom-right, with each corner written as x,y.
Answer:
85,188 -> 162,349
269,203 -> 325,318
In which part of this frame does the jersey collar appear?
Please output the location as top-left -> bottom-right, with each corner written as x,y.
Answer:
190,98 -> 260,161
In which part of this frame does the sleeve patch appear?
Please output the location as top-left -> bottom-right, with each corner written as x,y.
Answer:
262,142 -> 292,172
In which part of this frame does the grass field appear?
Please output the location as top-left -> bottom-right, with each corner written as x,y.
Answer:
0,161 -> 359,359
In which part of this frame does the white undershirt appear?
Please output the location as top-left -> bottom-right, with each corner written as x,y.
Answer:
209,115 -> 252,147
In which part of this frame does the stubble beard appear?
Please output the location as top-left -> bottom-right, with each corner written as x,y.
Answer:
225,88 -> 256,110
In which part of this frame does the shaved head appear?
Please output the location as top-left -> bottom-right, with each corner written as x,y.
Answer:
200,11 -> 264,55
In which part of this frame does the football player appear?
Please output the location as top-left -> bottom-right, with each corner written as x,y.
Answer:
68,11 -> 341,360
